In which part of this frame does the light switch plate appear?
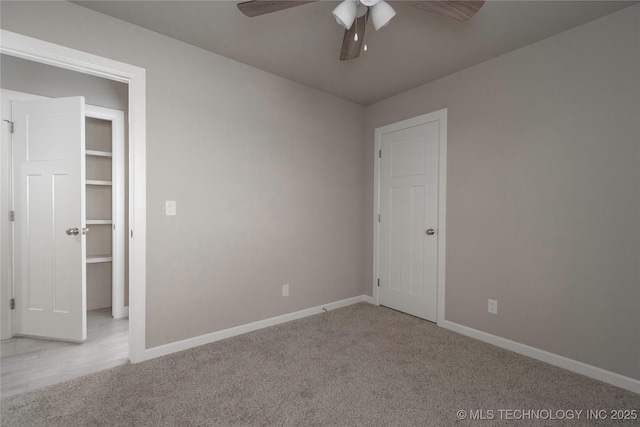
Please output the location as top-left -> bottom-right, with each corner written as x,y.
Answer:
488,299 -> 498,314
166,201 -> 176,216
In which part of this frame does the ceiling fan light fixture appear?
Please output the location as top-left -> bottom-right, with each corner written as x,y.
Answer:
371,0 -> 396,31
359,0 -> 379,6
333,0 -> 357,30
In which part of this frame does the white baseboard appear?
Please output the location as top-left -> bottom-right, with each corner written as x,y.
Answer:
144,295 -> 369,361
440,320 -> 640,395
362,295 -> 375,304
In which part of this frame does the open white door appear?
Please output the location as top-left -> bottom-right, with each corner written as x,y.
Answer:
13,97 -> 87,342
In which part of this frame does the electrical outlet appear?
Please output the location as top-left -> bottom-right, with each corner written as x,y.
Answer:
282,284 -> 289,297
488,299 -> 498,314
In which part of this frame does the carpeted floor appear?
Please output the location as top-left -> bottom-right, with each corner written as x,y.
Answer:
1,303 -> 639,426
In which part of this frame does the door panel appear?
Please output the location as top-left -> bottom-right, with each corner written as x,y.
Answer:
388,187 -> 403,292
410,185 -> 425,298
379,121 -> 439,321
13,97 -> 86,341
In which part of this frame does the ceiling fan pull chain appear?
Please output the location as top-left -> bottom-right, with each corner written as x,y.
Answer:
364,10 -> 369,52
354,16 -> 358,41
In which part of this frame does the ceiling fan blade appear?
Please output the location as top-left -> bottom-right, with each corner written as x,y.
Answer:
403,0 -> 485,21
340,12 -> 368,61
237,0 -> 319,17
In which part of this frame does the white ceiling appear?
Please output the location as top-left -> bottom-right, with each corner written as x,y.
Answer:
74,0 -> 635,105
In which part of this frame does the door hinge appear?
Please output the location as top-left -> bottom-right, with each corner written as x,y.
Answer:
377,278 -> 380,287
379,149 -> 381,158
378,214 -> 381,223
9,210 -> 14,222
3,120 -> 14,134
10,298 -> 15,310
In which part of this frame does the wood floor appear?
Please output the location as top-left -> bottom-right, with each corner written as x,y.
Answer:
0,308 -> 128,398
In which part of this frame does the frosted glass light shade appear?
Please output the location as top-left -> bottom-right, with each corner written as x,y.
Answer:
371,0 -> 396,30
333,0 -> 357,30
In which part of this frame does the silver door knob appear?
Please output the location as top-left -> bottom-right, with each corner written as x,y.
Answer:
426,228 -> 435,235
82,227 -> 90,235
66,227 -> 79,236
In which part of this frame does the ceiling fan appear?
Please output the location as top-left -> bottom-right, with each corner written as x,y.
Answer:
237,0 -> 486,61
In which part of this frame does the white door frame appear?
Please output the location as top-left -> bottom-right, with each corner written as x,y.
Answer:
0,30 -> 147,363
373,109 -> 448,325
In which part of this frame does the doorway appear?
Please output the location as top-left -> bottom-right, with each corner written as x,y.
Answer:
0,92 -> 129,397
0,30 -> 146,368
2,89 -> 127,341
373,109 -> 447,323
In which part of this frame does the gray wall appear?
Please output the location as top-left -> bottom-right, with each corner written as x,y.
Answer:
1,54 -> 128,110
0,1 -> 366,348
365,5 -> 640,380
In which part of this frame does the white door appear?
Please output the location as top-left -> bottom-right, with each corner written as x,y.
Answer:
378,119 -> 441,322
13,97 -> 87,342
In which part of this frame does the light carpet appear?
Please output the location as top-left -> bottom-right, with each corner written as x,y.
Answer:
1,303 -> 639,426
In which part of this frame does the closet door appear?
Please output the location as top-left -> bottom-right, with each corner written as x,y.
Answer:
13,97 -> 87,342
